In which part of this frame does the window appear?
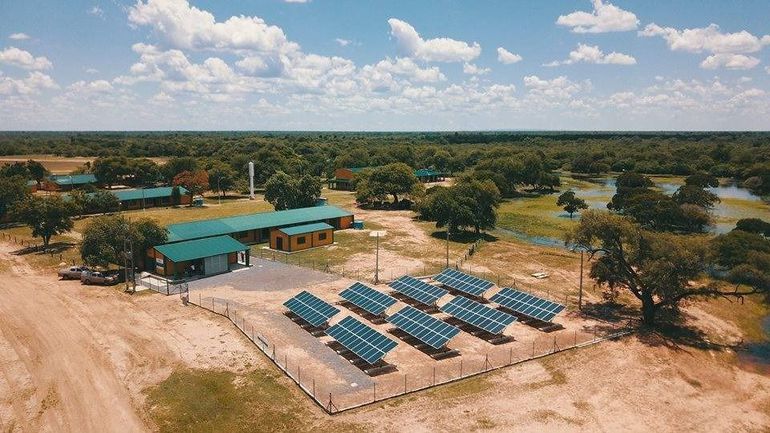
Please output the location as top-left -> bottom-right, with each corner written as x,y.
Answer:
297,236 -> 306,245
318,232 -> 327,241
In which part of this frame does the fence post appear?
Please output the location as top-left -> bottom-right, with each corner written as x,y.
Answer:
433,366 -> 436,386
373,382 -> 376,402
460,359 -> 463,377
404,375 -> 407,394
532,340 -> 535,357
509,347 -> 513,365
313,379 -> 316,398
574,330 -> 577,346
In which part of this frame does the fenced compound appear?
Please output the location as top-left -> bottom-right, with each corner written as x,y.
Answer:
187,293 -> 633,415
137,273 -> 188,295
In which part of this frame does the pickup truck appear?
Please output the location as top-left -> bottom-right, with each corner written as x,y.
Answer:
80,271 -> 119,285
58,266 -> 90,280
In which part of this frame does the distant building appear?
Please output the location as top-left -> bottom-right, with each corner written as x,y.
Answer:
113,186 -> 190,209
42,174 -> 98,191
327,167 -> 446,190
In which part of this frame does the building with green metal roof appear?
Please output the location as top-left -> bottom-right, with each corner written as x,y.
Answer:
274,222 -> 335,252
43,174 -> 98,191
166,204 -> 354,243
328,166 -> 446,190
150,235 -> 250,278
113,186 -> 190,209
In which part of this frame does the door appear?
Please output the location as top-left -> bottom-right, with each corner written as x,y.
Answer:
276,237 -> 284,251
203,254 -> 228,276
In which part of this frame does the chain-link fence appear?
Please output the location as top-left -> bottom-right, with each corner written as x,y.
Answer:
187,293 -> 633,415
137,274 -> 188,295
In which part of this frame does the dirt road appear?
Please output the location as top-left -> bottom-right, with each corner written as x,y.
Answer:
0,244 -> 261,433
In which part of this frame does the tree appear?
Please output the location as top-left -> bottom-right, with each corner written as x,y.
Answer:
89,190 -> 120,214
735,218 -> 770,237
26,160 -> 47,183
11,196 -> 74,248
556,191 -> 588,219
67,189 -> 90,218
173,170 -> 209,205
567,211 -> 764,326
162,157 -> 198,182
93,156 -> 129,189
0,176 -> 30,220
264,171 -> 322,210
355,163 -> 420,206
170,186 -> 182,206
206,161 -> 237,198
418,178 -> 500,235
128,158 -> 161,186
80,215 -> 167,268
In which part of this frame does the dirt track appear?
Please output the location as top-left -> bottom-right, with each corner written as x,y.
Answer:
0,244 -> 261,433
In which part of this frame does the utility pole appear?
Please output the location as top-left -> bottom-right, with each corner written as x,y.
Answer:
124,237 -> 135,293
578,250 -> 584,311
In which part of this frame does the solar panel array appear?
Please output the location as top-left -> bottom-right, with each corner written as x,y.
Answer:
283,290 -> 340,327
340,282 -> 397,316
440,296 -> 517,334
490,288 -> 566,322
388,275 -> 448,306
434,269 -> 494,297
387,306 -> 461,349
326,316 -> 398,364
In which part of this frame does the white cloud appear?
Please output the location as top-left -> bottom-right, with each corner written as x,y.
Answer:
640,23 -> 770,54
284,0 -> 309,3
556,0 -> 638,33
462,63 -> 490,75
387,18 -> 480,62
68,79 -> 114,93
128,0 -> 300,54
523,75 -> 587,99
700,53 -> 759,70
87,6 -> 104,18
0,47 -> 53,70
150,91 -> 174,104
497,47 -> 522,64
546,43 -> 636,66
0,71 -> 57,95
335,38 -> 351,47
86,68 -> 99,74
9,33 -> 30,41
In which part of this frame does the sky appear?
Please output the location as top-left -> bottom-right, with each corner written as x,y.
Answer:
1,0 -> 770,131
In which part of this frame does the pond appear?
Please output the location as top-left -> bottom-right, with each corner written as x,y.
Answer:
737,315 -> 770,374
496,174 -> 770,246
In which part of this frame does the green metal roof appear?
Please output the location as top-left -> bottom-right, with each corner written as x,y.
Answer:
278,222 -> 333,236
49,174 -> 97,185
155,235 -> 247,263
414,168 -> 440,178
112,186 -> 189,202
166,205 -> 353,242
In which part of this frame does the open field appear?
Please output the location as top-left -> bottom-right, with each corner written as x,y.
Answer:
0,155 -> 168,174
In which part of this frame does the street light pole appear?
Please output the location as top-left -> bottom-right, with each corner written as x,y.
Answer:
445,228 -> 450,268
374,232 -> 380,284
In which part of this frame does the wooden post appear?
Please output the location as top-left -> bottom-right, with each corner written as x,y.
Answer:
460,359 -> 463,377
509,347 -> 513,365
433,366 -> 436,385
373,382 -> 376,402
532,340 -> 535,357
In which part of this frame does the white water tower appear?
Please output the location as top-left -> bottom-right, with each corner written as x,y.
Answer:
248,161 -> 255,200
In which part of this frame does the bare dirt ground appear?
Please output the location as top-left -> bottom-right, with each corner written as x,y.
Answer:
0,243 -> 262,433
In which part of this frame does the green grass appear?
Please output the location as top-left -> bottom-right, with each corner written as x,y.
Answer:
144,368 -> 364,433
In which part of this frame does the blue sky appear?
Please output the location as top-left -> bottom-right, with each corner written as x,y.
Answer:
1,0 -> 769,130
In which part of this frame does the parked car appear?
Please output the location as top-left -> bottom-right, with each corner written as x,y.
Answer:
80,270 -> 118,285
58,265 -> 90,280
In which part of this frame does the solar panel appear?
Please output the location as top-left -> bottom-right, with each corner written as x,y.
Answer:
326,316 -> 398,364
340,282 -> 397,316
387,306 -> 461,349
388,275 -> 448,306
490,288 -> 566,322
440,296 -> 517,334
434,268 -> 494,297
283,291 -> 340,327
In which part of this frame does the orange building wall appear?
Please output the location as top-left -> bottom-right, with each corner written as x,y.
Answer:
338,215 -> 354,229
